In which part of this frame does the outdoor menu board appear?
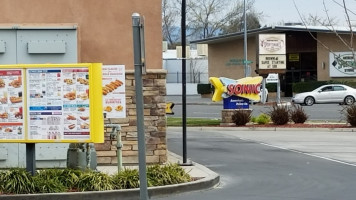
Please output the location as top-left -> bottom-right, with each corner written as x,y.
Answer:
0,63 -> 104,143
102,65 -> 126,118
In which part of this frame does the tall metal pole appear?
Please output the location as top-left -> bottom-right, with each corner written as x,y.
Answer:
132,13 -> 148,200
243,0 -> 248,77
181,0 -> 188,164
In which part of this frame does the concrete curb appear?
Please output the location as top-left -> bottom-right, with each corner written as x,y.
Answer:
0,153 -> 220,200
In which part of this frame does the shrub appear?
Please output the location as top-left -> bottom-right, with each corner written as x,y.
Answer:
345,104 -> 356,126
77,171 -> 114,191
147,164 -> 191,186
289,104 -> 309,124
0,168 -> 35,194
251,116 -> 257,123
33,176 -> 67,193
266,83 -> 277,93
268,104 -> 289,125
255,113 -> 271,125
112,168 -> 140,189
36,168 -> 81,190
197,83 -> 213,94
231,110 -> 251,126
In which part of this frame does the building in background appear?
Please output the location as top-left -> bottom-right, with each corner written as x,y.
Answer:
192,25 -> 356,96
163,44 -> 209,95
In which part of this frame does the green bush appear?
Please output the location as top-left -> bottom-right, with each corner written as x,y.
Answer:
266,83 -> 277,93
112,168 -> 140,189
255,113 -> 271,125
289,104 -> 309,124
33,176 -> 67,193
0,168 -> 36,194
0,165 -> 192,194
268,104 -> 289,125
231,110 -> 251,126
77,171 -> 114,191
36,168 -> 81,190
147,164 -> 191,186
197,83 -> 212,94
292,81 -> 327,93
251,116 -> 257,123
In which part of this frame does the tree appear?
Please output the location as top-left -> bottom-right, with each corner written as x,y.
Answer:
302,13 -> 338,26
187,0 -> 262,38
294,0 -> 355,56
161,0 -> 262,44
162,0 -> 180,48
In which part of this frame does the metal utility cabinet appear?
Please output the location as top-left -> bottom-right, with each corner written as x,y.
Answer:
0,25 -> 78,168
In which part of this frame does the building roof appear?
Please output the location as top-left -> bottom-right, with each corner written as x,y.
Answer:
191,25 -> 356,44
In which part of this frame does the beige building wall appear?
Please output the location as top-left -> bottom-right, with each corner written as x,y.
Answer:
0,0 -> 162,69
208,37 -> 258,79
317,33 -> 356,81
0,1 -> 166,165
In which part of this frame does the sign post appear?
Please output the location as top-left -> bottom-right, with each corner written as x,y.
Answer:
132,13 -> 149,200
266,73 -> 280,103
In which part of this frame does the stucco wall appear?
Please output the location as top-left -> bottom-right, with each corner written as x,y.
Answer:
0,0 -> 162,69
317,33 -> 356,81
208,36 -> 258,79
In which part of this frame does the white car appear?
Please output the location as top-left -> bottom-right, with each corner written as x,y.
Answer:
292,84 -> 356,106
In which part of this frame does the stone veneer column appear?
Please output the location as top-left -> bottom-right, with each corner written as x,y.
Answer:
95,69 -> 167,165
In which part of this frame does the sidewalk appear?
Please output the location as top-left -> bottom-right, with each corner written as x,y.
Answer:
97,151 -> 218,179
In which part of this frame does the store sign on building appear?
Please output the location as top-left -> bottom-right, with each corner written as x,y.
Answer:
259,55 -> 286,69
289,53 -> 300,62
259,34 -> 286,70
259,34 -> 286,55
329,52 -> 356,77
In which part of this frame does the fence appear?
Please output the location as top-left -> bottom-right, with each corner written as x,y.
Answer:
166,72 -> 209,83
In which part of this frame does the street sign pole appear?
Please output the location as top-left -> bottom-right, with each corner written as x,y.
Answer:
132,13 -> 148,200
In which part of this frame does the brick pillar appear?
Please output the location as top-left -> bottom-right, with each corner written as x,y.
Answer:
95,69 -> 167,165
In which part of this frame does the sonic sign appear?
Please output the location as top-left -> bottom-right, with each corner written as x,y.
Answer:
210,76 -> 263,109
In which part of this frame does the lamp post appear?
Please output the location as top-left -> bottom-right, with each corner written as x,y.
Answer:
243,0 -> 248,77
181,0 -> 188,165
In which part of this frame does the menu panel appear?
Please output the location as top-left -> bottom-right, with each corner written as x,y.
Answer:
102,65 -> 126,118
0,69 -> 24,139
27,68 -> 90,140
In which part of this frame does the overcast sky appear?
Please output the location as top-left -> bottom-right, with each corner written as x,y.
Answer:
254,0 -> 356,26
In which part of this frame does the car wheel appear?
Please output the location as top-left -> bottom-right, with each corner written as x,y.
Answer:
304,96 -> 314,106
344,96 -> 355,105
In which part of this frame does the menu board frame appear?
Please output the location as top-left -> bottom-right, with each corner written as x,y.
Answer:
0,63 -> 103,143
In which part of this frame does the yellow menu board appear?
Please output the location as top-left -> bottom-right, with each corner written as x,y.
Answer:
0,63 -> 103,143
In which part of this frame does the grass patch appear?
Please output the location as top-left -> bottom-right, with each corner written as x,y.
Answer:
167,117 -> 221,126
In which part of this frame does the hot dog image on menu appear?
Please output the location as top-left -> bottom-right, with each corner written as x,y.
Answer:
102,80 -> 123,95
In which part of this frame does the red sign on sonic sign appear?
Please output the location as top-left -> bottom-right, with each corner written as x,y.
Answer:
226,83 -> 261,96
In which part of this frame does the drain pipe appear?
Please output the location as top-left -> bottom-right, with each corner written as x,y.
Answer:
105,124 -> 122,172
